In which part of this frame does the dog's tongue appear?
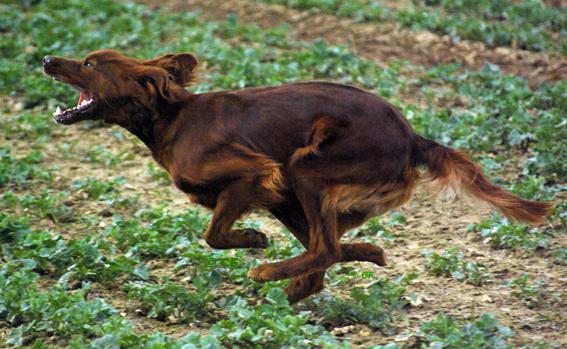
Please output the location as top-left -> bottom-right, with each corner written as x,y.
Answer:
77,92 -> 86,107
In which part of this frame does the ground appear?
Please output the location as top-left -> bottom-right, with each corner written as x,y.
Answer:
138,0 -> 567,86
0,0 -> 565,348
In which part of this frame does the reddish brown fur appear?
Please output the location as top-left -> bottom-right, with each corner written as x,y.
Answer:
42,50 -> 553,304
414,136 -> 553,224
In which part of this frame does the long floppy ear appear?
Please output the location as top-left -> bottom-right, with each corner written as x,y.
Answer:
144,53 -> 198,86
129,66 -> 179,112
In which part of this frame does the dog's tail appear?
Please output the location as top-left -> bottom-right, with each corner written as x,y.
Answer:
413,135 -> 553,224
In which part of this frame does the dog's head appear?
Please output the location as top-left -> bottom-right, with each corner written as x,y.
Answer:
42,49 -> 198,125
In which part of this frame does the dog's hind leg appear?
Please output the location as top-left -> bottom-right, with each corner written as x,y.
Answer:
269,198 -> 386,303
285,271 -> 326,304
270,199 -> 386,266
249,186 -> 341,282
270,198 -> 326,304
204,179 -> 268,249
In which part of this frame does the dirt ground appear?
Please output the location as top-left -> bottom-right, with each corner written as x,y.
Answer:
2,1 -> 565,347
137,0 -> 567,88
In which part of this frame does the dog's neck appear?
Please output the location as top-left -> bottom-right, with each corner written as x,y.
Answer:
119,102 -> 182,170
119,108 -> 156,149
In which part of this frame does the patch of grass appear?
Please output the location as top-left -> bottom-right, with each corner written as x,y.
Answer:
124,278 -> 213,322
85,145 -> 134,167
0,211 -> 31,242
175,246 -> 253,286
348,217 -> 395,240
410,64 -> 567,181
411,312 -> 514,349
259,0 -> 387,23
260,0 -> 567,53
212,288 -> 348,349
17,190 -> 75,223
413,0 -> 565,50
396,7 -> 563,53
504,273 -> 548,307
551,248 -> 567,266
71,176 -> 125,200
0,262 -> 117,347
0,212 -> 138,283
0,112 -> 53,141
0,147 -> 52,188
422,248 -> 490,286
265,228 -> 305,260
389,312 -> 550,348
146,162 -> 172,186
106,206 -> 207,257
470,214 -> 552,251
316,273 -> 417,332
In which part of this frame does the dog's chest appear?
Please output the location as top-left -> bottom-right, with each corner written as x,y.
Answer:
173,177 -> 223,209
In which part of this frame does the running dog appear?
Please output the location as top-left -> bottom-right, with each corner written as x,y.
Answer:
43,50 -> 552,303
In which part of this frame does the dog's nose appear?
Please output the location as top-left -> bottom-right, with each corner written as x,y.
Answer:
43,55 -> 54,66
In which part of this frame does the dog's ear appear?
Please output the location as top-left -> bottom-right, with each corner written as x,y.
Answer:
145,53 -> 198,86
128,66 -> 179,113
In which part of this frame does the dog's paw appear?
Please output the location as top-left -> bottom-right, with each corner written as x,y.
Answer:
248,263 -> 285,282
370,250 -> 387,267
233,228 -> 268,249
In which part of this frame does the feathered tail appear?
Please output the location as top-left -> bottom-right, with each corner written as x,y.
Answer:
413,136 -> 553,224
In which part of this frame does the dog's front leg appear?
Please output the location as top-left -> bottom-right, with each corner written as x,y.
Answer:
203,179 -> 268,249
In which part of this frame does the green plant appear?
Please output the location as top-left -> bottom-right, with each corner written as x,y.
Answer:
423,248 -> 490,285
124,278 -> 213,322
0,112 -> 53,141
411,312 -> 515,349
211,288 -> 348,349
0,212 -> 31,243
258,0 -> 566,53
348,217 -> 394,240
470,214 -> 551,250
260,0 -> 387,23
318,273 -> 417,331
106,207 -> 207,257
175,245 -> 253,286
19,190 -> 75,223
0,147 -> 51,188
0,271 -> 118,347
504,273 -> 547,307
146,162 -> 172,185
508,176 -> 552,202
552,248 -> 567,266
1,217 -> 138,282
72,176 -> 125,200
85,145 -> 134,167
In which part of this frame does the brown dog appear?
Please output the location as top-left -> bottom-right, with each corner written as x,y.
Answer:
43,50 -> 552,303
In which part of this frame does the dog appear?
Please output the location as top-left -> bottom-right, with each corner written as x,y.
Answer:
43,50 -> 552,303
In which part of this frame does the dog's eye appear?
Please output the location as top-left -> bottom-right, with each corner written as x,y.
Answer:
84,61 -> 94,68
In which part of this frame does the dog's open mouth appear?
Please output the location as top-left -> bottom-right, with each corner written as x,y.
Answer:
52,90 -> 97,124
